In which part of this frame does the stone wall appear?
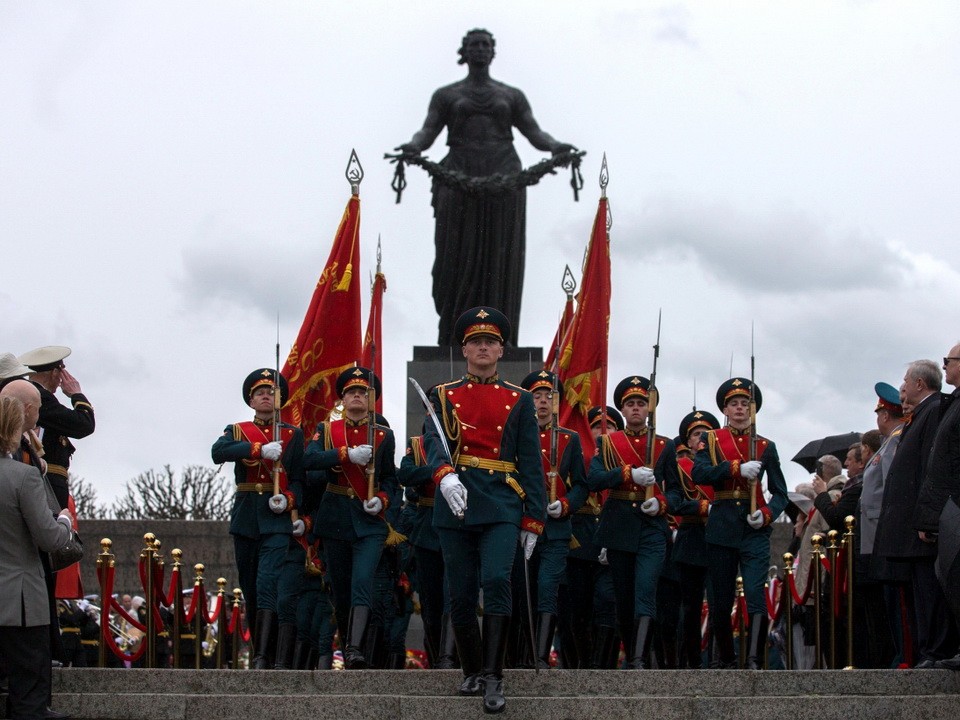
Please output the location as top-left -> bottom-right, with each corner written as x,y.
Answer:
77,520 -> 234,598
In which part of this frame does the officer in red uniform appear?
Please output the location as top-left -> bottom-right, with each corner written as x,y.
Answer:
587,376 -> 681,669
513,369 -> 588,669
672,409 -> 720,668
423,307 -> 546,714
211,369 -> 305,669
692,378 -> 788,669
303,367 -> 397,670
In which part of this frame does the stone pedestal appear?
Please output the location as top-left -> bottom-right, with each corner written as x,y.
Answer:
404,345 -> 544,440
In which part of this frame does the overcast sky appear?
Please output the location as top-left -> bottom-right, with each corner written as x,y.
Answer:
3,1 -> 959,508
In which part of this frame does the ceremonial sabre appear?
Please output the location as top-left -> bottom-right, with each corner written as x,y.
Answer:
645,310 -> 662,501
408,377 -> 462,519
749,323 -> 759,515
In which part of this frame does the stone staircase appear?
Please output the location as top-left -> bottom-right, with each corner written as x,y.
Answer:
49,667 -> 960,720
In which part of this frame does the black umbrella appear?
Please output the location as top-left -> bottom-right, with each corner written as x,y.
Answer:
936,497 -> 960,622
791,431 -> 862,473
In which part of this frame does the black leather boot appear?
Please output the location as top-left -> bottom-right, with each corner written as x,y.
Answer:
292,639 -> 310,670
480,614 -> 511,714
436,613 -> 459,669
658,620 -> 678,669
274,623 -> 298,669
422,617 -> 441,668
535,613 -> 558,669
589,625 -> 616,669
682,605 -> 704,668
344,606 -> 370,670
251,609 -> 276,670
316,652 -> 332,670
713,617 -> 737,669
453,621 -> 483,696
629,616 -> 653,670
746,613 -> 768,670
619,618 -> 638,669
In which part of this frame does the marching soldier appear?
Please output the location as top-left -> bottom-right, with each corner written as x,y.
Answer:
17,346 -> 95,510
211,368 -> 305,669
574,405 -> 623,669
398,438 -> 456,668
672,410 -> 720,668
692,378 -> 788,669
303,366 -> 398,670
422,307 -> 546,713
514,369 -> 588,669
587,376 -> 681,669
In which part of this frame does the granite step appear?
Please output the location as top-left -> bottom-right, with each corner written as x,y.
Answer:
47,668 -> 960,720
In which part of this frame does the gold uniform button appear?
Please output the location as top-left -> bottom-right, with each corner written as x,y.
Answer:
469,457 -> 480,467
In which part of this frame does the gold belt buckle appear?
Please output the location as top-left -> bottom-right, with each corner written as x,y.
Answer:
628,491 -> 638,501
469,456 -> 480,468
255,483 -> 264,494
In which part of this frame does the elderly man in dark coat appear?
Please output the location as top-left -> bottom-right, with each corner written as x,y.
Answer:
915,343 -> 960,670
876,359 -> 955,668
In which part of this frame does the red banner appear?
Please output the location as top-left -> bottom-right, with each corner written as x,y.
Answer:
557,196 -> 611,461
282,194 -> 363,431
361,270 -> 386,412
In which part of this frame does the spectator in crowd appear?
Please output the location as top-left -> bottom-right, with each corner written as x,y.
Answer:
876,359 -> 951,668
0,395 -> 73,719
914,343 -> 960,670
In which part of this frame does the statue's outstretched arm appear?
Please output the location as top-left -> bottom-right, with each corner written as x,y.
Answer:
395,91 -> 445,155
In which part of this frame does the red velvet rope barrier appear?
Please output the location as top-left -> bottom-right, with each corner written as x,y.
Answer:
136,556 -> 168,629
786,556 -> 817,605
766,577 -> 782,621
183,582 -> 202,624
160,564 -> 181,607
204,590 -> 224,625
99,563 -> 148,662
731,594 -> 750,630
227,604 -> 251,643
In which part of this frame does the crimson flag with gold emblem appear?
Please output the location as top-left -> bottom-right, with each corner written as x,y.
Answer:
557,196 -> 611,460
282,194 -> 362,430
361,269 -> 386,412
545,292 -> 574,371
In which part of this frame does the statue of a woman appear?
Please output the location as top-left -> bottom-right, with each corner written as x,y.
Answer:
396,29 -> 577,346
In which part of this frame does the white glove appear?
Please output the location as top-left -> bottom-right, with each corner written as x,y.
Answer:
363,497 -> 383,515
347,444 -> 373,465
547,500 -> 563,519
291,519 -> 305,537
598,548 -> 609,565
262,441 -> 283,461
641,497 -> 660,516
268,494 -> 288,514
747,510 -> 765,529
520,530 -> 538,560
439,474 -> 468,518
740,460 -> 762,480
631,466 -> 656,487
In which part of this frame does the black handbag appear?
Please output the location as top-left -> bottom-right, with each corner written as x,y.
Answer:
50,528 -> 84,572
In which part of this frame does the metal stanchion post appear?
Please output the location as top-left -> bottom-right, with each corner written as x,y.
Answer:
827,530 -> 839,669
844,516 -> 856,670
782,553 -> 795,670
171,549 -> 183,669
142,533 -> 157,669
194,564 -> 204,669
232,588 -> 243,670
811,534 -> 823,670
216,578 -> 227,670
97,538 -> 114,668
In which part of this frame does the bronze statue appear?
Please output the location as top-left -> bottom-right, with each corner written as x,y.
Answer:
393,29 -> 580,346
